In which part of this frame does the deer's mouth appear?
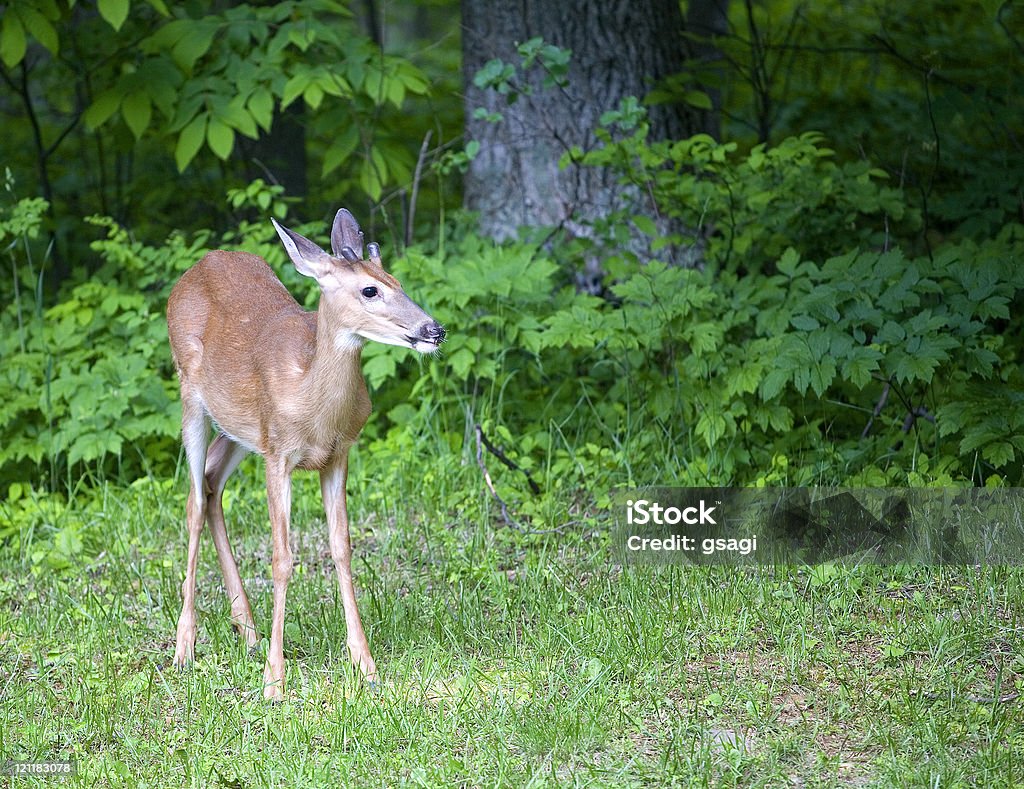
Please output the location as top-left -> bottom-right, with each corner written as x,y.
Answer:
407,322 -> 445,352
407,335 -> 443,352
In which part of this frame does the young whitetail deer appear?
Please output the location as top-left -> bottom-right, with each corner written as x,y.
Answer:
166,209 -> 444,700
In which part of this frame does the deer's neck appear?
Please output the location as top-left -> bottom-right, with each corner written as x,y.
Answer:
299,308 -> 371,449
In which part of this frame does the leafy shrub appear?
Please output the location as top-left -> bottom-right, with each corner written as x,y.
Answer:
365,222 -> 1024,505
576,105 -> 919,273
1,206 -> 191,487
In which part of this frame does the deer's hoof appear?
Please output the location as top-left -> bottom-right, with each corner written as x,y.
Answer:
263,683 -> 285,702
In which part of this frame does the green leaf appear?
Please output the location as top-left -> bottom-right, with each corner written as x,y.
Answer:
777,248 -> 800,276
726,362 -> 763,396
362,349 -> 397,387
171,21 -> 216,73
84,89 -> 123,130
18,6 -> 59,55
448,347 -> 475,380
174,113 -> 207,171
142,18 -> 190,52
841,349 -> 881,389
248,88 -> 274,132
122,92 -> 152,140
206,118 -> 235,159
809,358 -> 837,397
218,98 -> 258,139
98,0 -> 130,31
288,25 -> 317,51
632,214 -> 657,237
281,72 -> 311,108
397,64 -> 429,94
322,125 -> 360,177
790,314 -> 820,331
890,350 -> 940,384
364,67 -> 383,102
960,427 -> 1001,454
303,82 -> 324,110
0,14 -> 27,68
385,73 -> 405,107
696,410 -> 728,446
983,441 -> 1015,467
68,430 -> 122,465
317,71 -> 350,98
875,321 -> 906,344
53,525 -> 84,558
760,367 -> 791,401
359,146 -> 388,201
683,90 -> 713,110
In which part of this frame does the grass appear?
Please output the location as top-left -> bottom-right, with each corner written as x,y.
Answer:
1,448 -> 1023,787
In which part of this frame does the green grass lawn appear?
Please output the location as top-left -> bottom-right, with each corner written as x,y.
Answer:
1,459 -> 1023,787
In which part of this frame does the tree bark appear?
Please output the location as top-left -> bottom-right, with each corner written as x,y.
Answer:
461,0 -> 699,245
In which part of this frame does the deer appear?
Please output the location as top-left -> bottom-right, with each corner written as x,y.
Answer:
166,208 -> 444,700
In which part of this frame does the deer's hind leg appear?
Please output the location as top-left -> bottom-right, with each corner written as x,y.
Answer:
173,399 -> 210,668
204,434 -> 258,650
262,454 -> 294,701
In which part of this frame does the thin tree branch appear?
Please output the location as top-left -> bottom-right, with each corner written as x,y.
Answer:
476,423 -> 541,495
474,424 -> 560,535
862,382 -> 890,439
406,130 -> 432,247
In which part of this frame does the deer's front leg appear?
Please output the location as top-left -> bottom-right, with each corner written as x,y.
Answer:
321,450 -> 377,682
263,454 -> 293,701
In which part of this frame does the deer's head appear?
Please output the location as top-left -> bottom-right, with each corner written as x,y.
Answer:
272,209 -> 445,353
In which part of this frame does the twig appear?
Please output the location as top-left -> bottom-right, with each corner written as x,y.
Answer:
250,158 -> 282,187
476,424 -> 541,495
474,424 -> 564,534
966,692 -> 1020,704
902,406 -> 935,433
998,2 -> 1024,56
862,382 -> 890,438
406,130 -> 432,248
918,690 -> 1020,705
475,423 -> 515,526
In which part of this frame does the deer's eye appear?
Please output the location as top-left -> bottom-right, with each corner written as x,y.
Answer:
361,286 -> 379,298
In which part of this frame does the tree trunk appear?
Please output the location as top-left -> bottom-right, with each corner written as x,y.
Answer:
461,0 -> 700,249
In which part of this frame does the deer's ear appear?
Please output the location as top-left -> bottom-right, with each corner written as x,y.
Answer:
272,219 -> 331,280
331,208 -> 364,260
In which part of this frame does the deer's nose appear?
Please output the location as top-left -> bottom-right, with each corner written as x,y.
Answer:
419,321 -> 446,344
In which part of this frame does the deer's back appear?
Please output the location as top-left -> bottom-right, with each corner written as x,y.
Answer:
168,251 -> 316,430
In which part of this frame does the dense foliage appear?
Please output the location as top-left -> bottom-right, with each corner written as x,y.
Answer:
1,0 -> 461,257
